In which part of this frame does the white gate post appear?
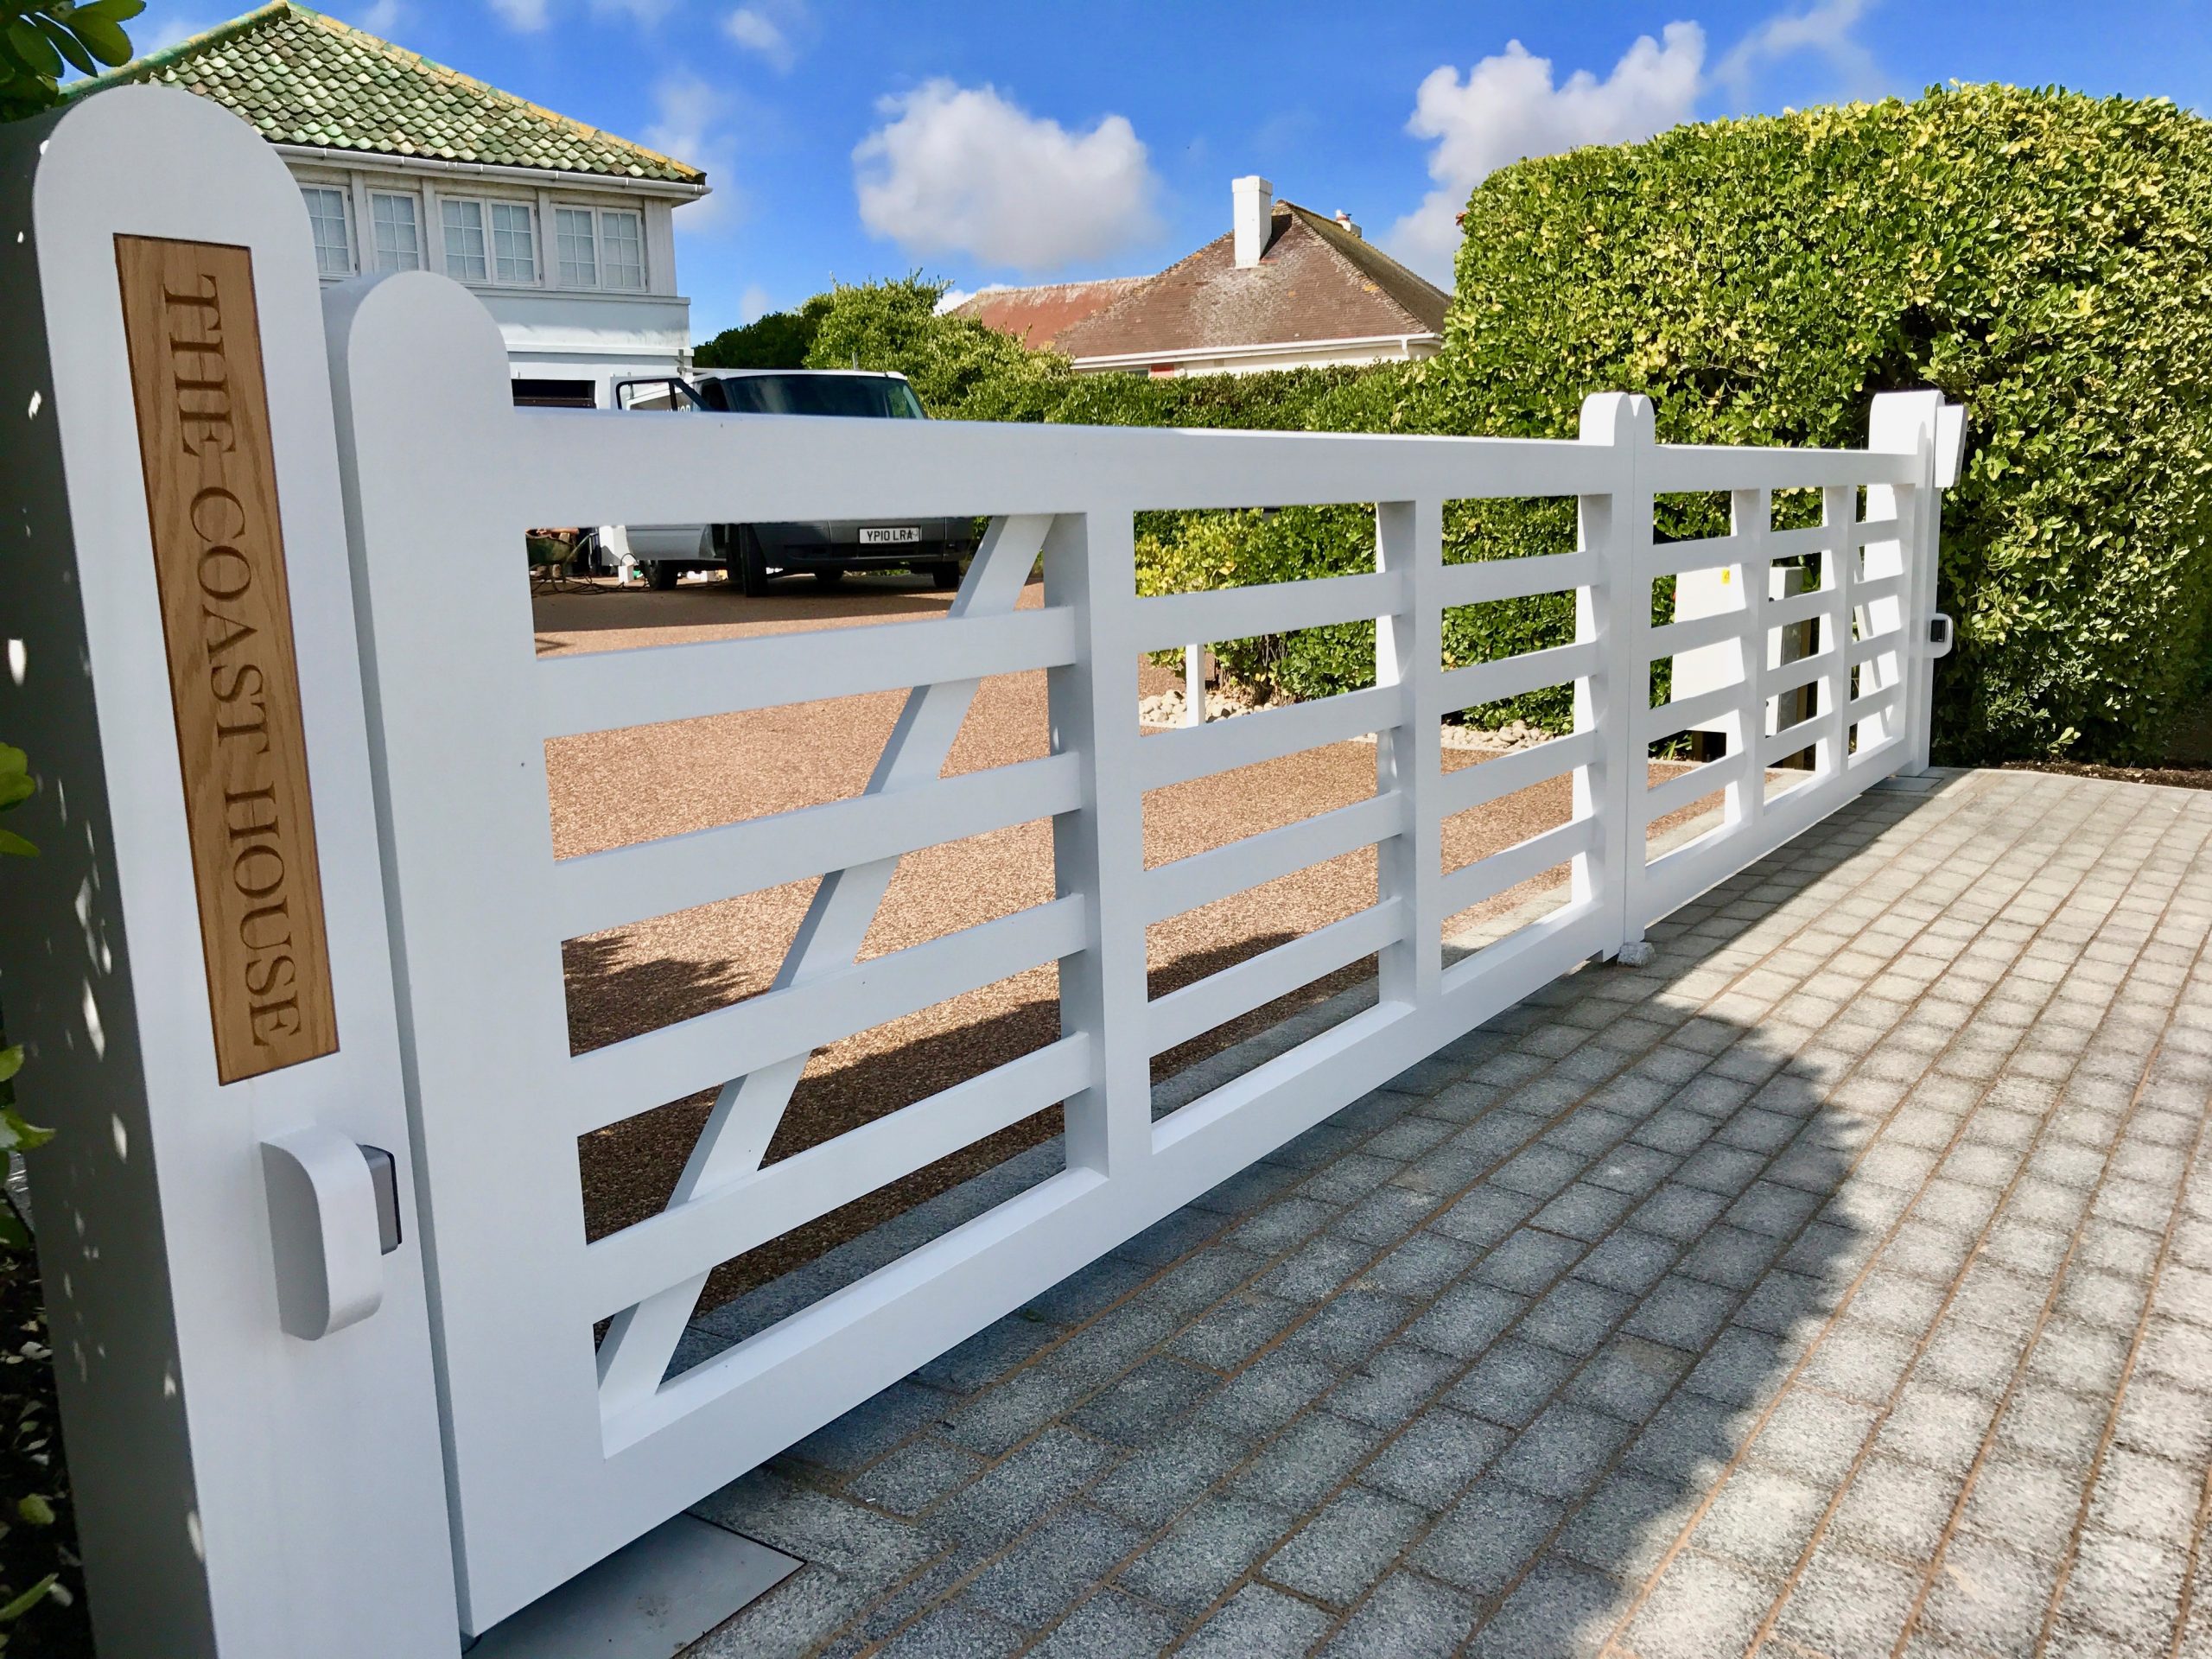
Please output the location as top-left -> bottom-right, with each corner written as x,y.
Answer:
0,88 -> 457,1657
1866,391 -> 1946,774
1574,393 -> 1654,956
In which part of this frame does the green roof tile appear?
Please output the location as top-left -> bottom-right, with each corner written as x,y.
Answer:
70,2 -> 703,186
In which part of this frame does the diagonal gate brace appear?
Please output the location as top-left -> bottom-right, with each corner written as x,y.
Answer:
594,513 -> 1057,1414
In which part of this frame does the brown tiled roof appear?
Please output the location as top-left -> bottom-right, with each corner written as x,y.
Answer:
950,277 -> 1147,349
71,1 -> 703,184
1050,202 -> 1447,362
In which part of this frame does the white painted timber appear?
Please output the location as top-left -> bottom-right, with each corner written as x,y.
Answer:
0,88 -> 456,1658
7,84 -> 1960,1651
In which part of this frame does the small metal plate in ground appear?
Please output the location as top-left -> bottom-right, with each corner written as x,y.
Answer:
1872,768 -> 1962,794
464,1514 -> 799,1658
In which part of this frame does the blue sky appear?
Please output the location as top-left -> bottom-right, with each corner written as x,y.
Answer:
155,0 -> 2212,337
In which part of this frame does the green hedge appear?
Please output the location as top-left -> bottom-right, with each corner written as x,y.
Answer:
702,86 -> 2212,762
1424,84 -> 2212,761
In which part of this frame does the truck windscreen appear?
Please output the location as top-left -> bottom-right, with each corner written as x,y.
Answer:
702,375 -> 926,419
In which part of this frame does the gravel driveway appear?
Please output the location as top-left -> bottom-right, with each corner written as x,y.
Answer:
536,574 -> 1715,1307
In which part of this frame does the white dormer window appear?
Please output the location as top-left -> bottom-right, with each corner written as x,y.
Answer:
600,209 -> 645,289
302,186 -> 353,276
490,200 -> 537,283
554,207 -> 596,287
552,206 -> 646,291
369,191 -> 422,272
442,197 -> 537,285
442,197 -> 489,282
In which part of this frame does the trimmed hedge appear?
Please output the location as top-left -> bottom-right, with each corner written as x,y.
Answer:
1424,84 -> 2212,761
701,86 -> 2212,764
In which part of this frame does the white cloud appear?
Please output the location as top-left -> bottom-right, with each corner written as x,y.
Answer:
725,2 -> 805,72
854,80 -> 1160,274
1389,23 -> 1706,281
357,0 -> 404,35
933,287 -> 974,315
645,74 -> 739,232
739,283 -> 775,322
144,14 -> 216,50
1388,4 -> 1884,283
592,0 -> 675,24
1713,0 -> 1881,102
486,0 -> 548,30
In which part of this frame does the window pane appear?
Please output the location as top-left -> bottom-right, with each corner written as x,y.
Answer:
600,210 -> 645,290
555,207 -> 596,289
490,200 -> 536,283
442,198 -> 488,282
370,192 -> 421,272
302,186 -> 351,276
714,374 -> 925,418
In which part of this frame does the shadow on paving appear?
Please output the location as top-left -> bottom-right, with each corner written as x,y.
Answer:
673,811 -> 1901,1657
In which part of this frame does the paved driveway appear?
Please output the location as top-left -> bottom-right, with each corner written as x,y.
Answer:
681,767 -> 2212,1657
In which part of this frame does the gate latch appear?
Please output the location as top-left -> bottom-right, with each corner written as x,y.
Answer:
1929,613 -> 1955,658
261,1126 -> 399,1340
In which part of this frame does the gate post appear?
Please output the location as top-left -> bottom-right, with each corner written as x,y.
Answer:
0,88 -> 457,1657
1867,391 -> 1950,775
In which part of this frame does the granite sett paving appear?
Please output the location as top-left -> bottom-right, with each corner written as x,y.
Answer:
683,770 -> 2212,1657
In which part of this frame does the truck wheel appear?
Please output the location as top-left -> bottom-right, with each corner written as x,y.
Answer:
929,562 -> 962,591
811,568 -> 846,589
645,561 -> 680,591
735,532 -> 772,597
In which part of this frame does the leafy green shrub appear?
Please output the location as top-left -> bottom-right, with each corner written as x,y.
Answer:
1,0 -> 141,121
693,293 -> 830,371
1423,84 -> 2212,762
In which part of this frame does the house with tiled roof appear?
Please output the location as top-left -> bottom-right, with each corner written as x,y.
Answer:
75,1 -> 709,407
953,177 -> 1448,378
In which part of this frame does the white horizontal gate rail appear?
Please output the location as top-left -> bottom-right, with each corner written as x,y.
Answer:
325,270 -> 1957,1625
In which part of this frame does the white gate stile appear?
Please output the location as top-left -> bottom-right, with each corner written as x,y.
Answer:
0,91 -> 456,1658
327,270 -> 1956,1626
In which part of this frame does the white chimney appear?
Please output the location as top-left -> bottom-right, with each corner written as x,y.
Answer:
1334,209 -> 1362,239
1232,175 -> 1273,268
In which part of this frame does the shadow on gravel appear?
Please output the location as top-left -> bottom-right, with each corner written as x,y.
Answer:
530,569 -> 970,652
571,928 -> 1382,1313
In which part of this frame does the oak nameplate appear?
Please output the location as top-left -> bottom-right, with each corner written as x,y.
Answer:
116,235 -> 338,1084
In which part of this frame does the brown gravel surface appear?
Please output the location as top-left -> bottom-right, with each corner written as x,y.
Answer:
539,572 -> 1713,1308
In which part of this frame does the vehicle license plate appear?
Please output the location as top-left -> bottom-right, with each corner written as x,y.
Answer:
861,526 -> 920,544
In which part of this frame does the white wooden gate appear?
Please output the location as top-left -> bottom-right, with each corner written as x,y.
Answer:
327,274 -> 1959,1627
3,87 -> 1961,1652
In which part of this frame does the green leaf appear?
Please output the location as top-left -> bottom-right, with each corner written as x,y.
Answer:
0,1210 -> 29,1253
0,1046 -> 19,1085
65,13 -> 129,66
0,775 -> 33,811
73,0 -> 148,21
29,12 -> 91,75
0,830 -> 35,859
0,747 -> 25,778
0,1111 -> 54,1157
3,17 -> 60,79
0,1573 -> 55,1622
14,1496 -> 53,1529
